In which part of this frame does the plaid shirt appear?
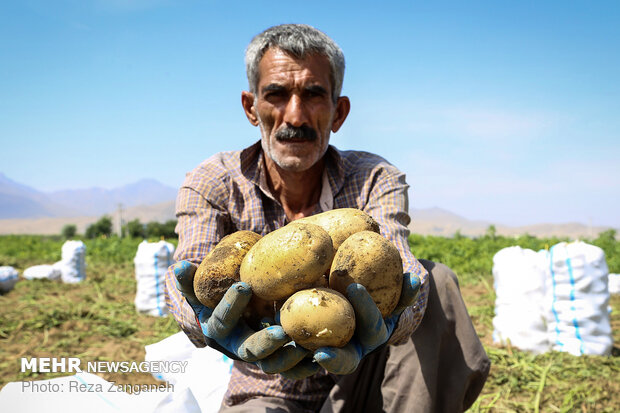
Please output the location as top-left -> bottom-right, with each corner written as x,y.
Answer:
164,141 -> 429,410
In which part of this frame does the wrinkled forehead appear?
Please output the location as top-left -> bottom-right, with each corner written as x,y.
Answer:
257,47 -> 333,90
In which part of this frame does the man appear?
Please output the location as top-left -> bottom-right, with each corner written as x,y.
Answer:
165,24 -> 490,412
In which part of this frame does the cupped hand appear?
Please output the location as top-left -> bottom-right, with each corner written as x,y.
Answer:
314,272 -> 421,375
173,260 -> 315,376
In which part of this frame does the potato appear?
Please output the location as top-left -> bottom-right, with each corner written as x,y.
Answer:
296,208 -> 380,252
280,287 -> 356,351
240,222 -> 334,301
193,230 -> 262,308
329,231 -> 403,317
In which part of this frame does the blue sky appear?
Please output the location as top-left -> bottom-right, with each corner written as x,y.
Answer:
1,1 -> 619,227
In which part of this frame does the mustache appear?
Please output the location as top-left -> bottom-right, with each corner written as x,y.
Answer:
274,125 -> 318,142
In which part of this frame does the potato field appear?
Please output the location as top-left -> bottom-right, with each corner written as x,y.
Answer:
1,232 -> 619,411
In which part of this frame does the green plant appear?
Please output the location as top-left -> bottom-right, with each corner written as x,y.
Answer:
85,216 -> 114,239
145,220 -> 177,239
61,224 -> 77,239
125,219 -> 145,239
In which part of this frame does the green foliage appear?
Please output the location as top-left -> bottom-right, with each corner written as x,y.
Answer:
121,219 -> 177,239
125,219 -> 145,238
145,220 -> 177,239
61,224 -> 77,239
592,229 -> 620,273
409,233 -> 571,285
1,232 -> 618,408
85,237 -> 148,264
0,235 -> 178,269
0,250 -> 180,385
0,235 -> 64,269
85,215 -> 113,239
469,344 -> 620,412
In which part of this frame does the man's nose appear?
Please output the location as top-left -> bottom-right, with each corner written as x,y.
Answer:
282,94 -> 308,127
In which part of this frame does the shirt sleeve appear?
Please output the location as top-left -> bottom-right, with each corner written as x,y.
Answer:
164,166 -> 233,348
362,163 -> 429,345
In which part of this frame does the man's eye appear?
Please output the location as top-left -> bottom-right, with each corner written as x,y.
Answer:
305,88 -> 326,99
265,91 -> 285,100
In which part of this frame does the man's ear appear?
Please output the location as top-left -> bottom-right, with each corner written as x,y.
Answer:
241,91 -> 259,126
331,96 -> 351,133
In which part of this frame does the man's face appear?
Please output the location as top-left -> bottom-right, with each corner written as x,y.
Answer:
244,48 -> 348,172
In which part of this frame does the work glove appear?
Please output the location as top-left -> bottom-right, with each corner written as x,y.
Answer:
173,260 -> 316,378
314,272 -> 421,375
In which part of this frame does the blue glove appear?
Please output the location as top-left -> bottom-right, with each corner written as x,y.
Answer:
314,272 -> 421,375
173,260 -> 314,376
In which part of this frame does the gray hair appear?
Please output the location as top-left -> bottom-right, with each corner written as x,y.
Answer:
245,24 -> 345,103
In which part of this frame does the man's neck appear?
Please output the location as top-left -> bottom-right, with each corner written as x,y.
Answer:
264,157 -> 324,222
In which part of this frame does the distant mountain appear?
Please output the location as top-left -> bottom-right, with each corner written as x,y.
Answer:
408,206 -> 614,239
409,207 -> 491,236
123,200 -> 176,223
0,175 -> 616,238
0,200 -> 177,235
0,173 -> 76,218
48,179 -> 177,216
0,173 -> 176,219
1,200 -> 615,238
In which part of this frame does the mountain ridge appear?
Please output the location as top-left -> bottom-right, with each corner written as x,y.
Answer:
0,174 -> 616,238
0,173 -> 176,219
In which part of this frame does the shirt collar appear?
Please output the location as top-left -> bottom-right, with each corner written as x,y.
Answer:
240,140 -> 346,210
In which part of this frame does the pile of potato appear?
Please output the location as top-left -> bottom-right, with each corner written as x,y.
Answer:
193,208 -> 403,351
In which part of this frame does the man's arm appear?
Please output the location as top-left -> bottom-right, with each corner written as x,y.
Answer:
165,169 -> 233,347
165,169 -> 314,377
362,162 -> 429,344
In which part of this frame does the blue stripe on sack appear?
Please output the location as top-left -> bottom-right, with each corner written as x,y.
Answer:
154,249 -> 163,317
80,245 -> 86,281
565,256 -> 585,355
549,246 -> 563,348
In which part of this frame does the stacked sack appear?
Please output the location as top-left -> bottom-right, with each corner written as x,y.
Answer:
609,273 -> 620,295
493,241 -> 613,356
492,246 -> 550,354
544,241 -> 612,356
57,240 -> 87,283
134,240 -> 175,317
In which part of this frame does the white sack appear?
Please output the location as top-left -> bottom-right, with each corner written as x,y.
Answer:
492,246 -> 550,354
23,264 -> 61,281
134,240 -> 175,316
145,331 -> 234,412
609,273 -> 620,295
544,241 -> 612,356
56,240 -> 87,283
0,266 -> 19,293
0,371 -> 199,413
144,331 -> 196,384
